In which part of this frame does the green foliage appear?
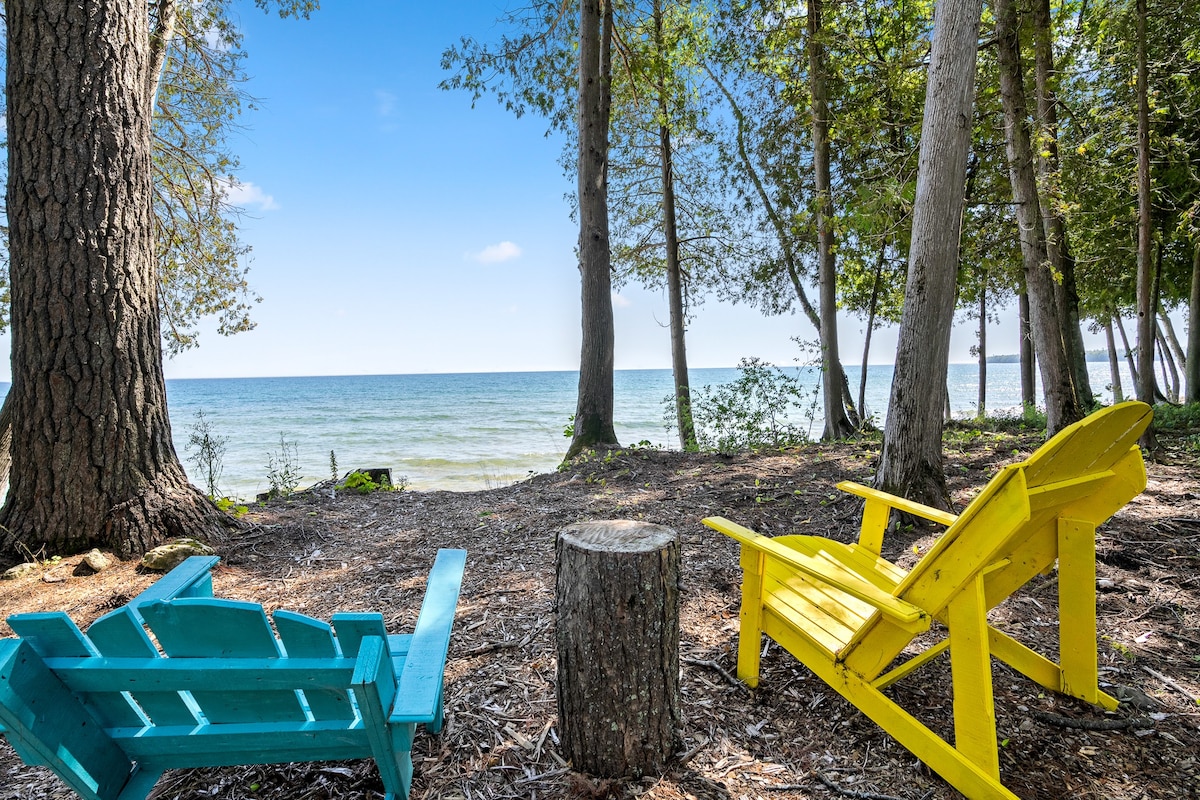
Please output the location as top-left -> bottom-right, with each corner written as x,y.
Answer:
945,408 -> 1049,435
265,434 -> 301,498
671,357 -> 815,454
337,470 -> 404,495
1153,402 -> 1200,431
185,410 -> 227,499
215,496 -> 249,517
563,415 -> 575,438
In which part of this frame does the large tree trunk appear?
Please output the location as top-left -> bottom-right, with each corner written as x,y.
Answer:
1134,0 -> 1156,409
1188,241 -> 1200,403
1019,291 -> 1037,409
1115,313 -> 1140,387
567,0 -> 620,460
1032,0 -> 1093,411
809,0 -> 853,440
859,255 -> 884,422
1104,314 -> 1125,403
654,2 -> 695,451
977,282 -> 987,419
995,0 -> 1081,435
1,0 -> 233,558
875,0 -> 983,509
1160,311 -> 1186,379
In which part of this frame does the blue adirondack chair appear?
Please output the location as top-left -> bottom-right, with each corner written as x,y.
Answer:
0,548 -> 466,800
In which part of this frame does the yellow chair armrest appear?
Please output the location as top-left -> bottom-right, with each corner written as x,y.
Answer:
836,481 -> 959,527
703,517 -> 928,630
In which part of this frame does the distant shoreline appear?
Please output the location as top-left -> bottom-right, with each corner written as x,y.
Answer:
987,350 -> 1115,364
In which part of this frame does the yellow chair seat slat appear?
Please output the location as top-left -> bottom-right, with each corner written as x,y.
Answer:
705,401 -> 1153,800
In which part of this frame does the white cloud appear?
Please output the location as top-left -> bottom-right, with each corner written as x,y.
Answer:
612,292 -> 632,308
470,241 -> 523,264
376,90 -> 398,117
222,178 -> 279,212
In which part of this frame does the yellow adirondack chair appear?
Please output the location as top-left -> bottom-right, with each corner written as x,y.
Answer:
704,401 -> 1152,800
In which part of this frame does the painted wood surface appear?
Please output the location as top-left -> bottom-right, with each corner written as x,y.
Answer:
704,401 -> 1152,800
0,548 -> 467,800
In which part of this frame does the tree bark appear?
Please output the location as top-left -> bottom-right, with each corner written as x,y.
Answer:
1019,291 -> 1037,410
653,1 -> 695,451
1159,311 -> 1186,379
1104,314 -> 1125,403
859,254 -> 884,422
875,0 -> 983,509
809,0 -> 853,440
1115,313 -> 1140,387
0,399 -> 11,502
1,0 -> 235,559
1156,324 -> 1179,403
1188,241 -> 1200,403
567,0 -> 620,460
555,520 -> 680,778
977,283 -> 987,419
1032,0 -> 1093,410
995,0 -> 1081,435
1134,0 -> 1156,409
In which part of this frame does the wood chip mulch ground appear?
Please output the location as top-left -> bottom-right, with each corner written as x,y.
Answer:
2,428 -> 1198,800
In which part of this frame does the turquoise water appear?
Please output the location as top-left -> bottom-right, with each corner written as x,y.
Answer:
0,362 -> 1136,499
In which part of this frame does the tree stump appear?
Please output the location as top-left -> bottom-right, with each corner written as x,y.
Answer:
555,520 -> 681,778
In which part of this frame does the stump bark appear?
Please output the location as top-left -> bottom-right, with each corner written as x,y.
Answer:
555,520 -> 681,778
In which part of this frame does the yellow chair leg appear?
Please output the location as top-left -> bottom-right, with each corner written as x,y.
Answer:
737,547 -> 766,688
1058,517 -> 1108,706
947,575 -> 1001,780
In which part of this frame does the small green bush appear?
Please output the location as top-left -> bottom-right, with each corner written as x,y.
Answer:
338,470 -> 403,494
667,357 -> 815,454
265,434 -> 302,498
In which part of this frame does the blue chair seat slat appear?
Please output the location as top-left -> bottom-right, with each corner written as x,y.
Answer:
112,721 -> 371,768
142,600 -> 306,724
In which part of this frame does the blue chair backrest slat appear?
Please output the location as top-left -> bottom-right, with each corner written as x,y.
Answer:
142,599 -> 305,724
273,610 -> 356,721
86,608 -> 199,726
331,613 -> 389,659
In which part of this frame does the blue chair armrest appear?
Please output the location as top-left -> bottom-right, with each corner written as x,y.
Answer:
389,549 -> 466,724
127,556 -> 221,621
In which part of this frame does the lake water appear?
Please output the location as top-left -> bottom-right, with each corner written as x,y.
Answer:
0,362 -> 1136,499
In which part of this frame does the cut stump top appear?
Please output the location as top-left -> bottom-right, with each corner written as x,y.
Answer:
559,520 -> 677,553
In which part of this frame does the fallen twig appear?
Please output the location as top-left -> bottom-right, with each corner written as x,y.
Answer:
1030,709 -> 1152,731
1143,666 -> 1200,704
682,656 -> 751,694
815,772 -> 907,800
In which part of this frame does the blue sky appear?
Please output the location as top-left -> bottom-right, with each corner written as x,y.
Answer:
0,1 -> 1120,381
